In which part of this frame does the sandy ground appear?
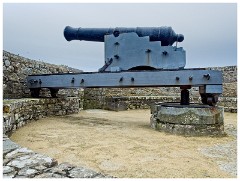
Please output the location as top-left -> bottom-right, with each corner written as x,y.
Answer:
10,109 -> 237,178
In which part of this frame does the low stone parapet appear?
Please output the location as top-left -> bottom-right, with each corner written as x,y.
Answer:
3,97 -> 80,135
103,96 -> 236,113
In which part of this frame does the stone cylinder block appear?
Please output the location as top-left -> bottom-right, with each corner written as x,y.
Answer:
150,103 -> 225,136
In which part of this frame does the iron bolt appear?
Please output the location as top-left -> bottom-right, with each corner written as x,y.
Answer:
176,77 -> 180,81
113,30 -> 120,37
80,79 -> 84,83
146,49 -> 151,53
114,42 -> 119,45
29,79 -> 38,84
119,77 -> 123,82
71,77 -> 75,83
203,73 -> 211,80
162,51 -> 168,55
131,77 -> 135,82
114,54 -> 119,59
189,76 -> 193,81
39,79 -> 42,84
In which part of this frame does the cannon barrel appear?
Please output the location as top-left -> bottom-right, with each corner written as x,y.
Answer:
64,26 -> 184,46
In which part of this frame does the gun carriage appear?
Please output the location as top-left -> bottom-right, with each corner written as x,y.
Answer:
27,26 -> 222,106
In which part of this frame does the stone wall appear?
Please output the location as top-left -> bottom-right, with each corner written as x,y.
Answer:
3,50 -> 83,99
3,98 -> 80,136
84,66 -> 237,112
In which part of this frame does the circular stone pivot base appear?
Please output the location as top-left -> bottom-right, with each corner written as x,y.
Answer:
150,103 -> 225,136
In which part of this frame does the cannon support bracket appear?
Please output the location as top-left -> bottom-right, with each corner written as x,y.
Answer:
103,32 -> 186,71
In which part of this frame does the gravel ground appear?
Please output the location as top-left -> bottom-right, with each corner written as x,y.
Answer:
199,123 -> 237,177
10,110 -> 237,178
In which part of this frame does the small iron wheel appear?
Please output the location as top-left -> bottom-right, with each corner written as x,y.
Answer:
201,93 -> 218,106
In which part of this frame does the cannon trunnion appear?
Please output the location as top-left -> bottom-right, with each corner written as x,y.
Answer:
27,26 -> 222,106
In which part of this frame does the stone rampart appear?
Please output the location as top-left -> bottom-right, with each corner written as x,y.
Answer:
3,50 -> 83,99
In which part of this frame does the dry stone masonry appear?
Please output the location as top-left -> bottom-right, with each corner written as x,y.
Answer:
3,98 -> 80,136
3,50 -> 83,99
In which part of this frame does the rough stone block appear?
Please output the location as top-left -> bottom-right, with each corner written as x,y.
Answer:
151,103 -> 225,136
156,105 -> 224,125
3,166 -> 16,174
68,167 -> 99,178
3,138 -> 20,156
18,168 -> 39,178
3,104 -> 11,113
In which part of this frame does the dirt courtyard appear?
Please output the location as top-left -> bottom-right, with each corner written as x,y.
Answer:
10,109 -> 237,178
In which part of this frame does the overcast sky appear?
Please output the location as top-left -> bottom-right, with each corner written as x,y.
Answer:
3,3 -> 237,72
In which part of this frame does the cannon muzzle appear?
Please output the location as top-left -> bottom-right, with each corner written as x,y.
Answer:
64,26 -> 184,46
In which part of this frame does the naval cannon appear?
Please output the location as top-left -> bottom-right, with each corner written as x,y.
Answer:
64,26 -> 184,46
27,26 -> 222,106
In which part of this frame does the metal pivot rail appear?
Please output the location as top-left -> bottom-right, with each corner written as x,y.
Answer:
27,26 -> 223,106
27,69 -> 222,106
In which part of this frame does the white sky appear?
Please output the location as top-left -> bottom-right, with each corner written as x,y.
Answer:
3,3 -> 237,71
